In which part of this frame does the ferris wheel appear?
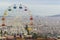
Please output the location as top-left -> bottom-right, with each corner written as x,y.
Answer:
1,3 -> 33,35
2,3 -> 33,26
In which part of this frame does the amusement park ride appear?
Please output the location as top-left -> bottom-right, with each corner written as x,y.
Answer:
0,4 -> 34,37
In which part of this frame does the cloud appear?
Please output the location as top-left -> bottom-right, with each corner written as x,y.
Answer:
0,2 -> 13,8
27,4 -> 60,16
0,0 -> 60,16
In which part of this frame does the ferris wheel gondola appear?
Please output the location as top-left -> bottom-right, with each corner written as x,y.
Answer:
19,4 -> 23,9
8,6 -> 12,11
13,4 -> 17,9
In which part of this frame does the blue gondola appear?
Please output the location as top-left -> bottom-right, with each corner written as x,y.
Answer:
19,6 -> 22,9
8,9 -> 11,11
13,6 -> 17,9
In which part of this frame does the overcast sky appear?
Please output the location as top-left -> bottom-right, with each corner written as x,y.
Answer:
0,0 -> 60,16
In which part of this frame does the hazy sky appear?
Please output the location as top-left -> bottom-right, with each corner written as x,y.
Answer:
0,0 -> 60,16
